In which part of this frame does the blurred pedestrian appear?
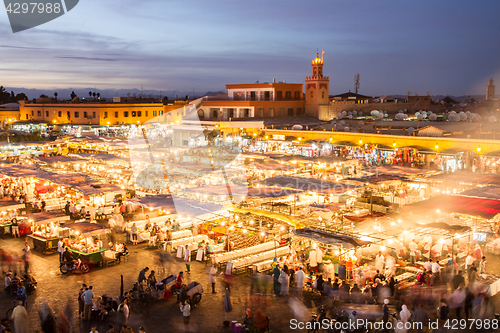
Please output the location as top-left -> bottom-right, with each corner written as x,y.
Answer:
11,300 -> 27,333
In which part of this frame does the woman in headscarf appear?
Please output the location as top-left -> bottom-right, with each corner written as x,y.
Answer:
279,265 -> 290,296
398,304 -> 412,333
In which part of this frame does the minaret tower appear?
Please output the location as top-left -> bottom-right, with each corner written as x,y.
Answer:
486,78 -> 495,100
305,49 -> 330,120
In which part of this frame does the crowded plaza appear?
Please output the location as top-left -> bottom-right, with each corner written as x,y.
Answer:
0,125 -> 497,333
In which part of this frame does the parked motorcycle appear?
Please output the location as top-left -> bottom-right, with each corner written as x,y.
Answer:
60,259 -> 90,274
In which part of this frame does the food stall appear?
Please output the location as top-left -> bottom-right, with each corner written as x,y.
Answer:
63,222 -> 111,265
0,201 -> 25,236
25,212 -> 70,253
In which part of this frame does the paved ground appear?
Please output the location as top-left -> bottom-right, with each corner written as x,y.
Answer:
1,230 -> 500,333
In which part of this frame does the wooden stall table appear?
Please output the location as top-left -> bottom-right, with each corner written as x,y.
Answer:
29,235 -> 59,253
63,222 -> 111,267
23,212 -> 70,253
0,222 -> 11,237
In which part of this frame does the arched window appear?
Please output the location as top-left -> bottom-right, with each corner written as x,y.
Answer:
310,91 -> 313,98
322,91 -> 325,98
197,109 -> 204,118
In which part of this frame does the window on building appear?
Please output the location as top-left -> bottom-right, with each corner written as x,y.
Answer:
46,111 -> 49,117
104,112 -> 108,118
294,91 -> 301,100
210,108 -> 218,118
310,91 -> 313,98
285,91 -> 291,100
279,108 -> 285,117
258,108 -> 264,117
93,112 -> 96,118
26,114 -> 29,120
264,91 -> 270,101
132,111 -> 136,117
137,111 -> 142,117
243,108 -> 250,117
153,111 -> 157,116
177,112 -> 180,116
58,111 -> 62,117
83,112 -> 87,118
159,110 -> 163,115
37,111 -> 41,116
124,111 -> 129,117
269,108 -> 275,117
226,109 -> 234,118
197,109 -> 204,118
288,108 -> 294,116
115,112 -> 118,118
31,111 -> 34,116
67,111 -> 70,119
297,107 -> 303,115
250,91 -> 256,100
322,92 -> 325,98
75,112 -> 79,118
145,111 -> 148,117
276,91 -> 282,100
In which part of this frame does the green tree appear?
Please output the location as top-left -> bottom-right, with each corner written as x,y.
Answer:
14,93 -> 28,101
39,94 -> 48,98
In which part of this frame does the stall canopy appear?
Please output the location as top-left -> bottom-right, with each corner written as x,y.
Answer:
129,194 -> 177,212
258,176 -> 359,194
293,228 -> 371,248
345,174 -> 408,184
24,212 -> 70,224
405,194 -> 500,219
368,165 -> 442,177
253,161 -> 299,171
0,200 -> 25,211
35,156 -> 80,164
270,155 -> 348,164
456,186 -> 500,201
184,185 -> 303,198
64,222 -> 110,236
427,173 -> 500,186
73,184 -> 123,196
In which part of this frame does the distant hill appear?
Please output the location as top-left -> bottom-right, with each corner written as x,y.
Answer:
4,87 -> 227,101
391,94 -> 486,102
204,91 -> 227,96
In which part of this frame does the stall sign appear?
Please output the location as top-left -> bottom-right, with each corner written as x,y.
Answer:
473,232 -> 487,242
272,135 -> 285,141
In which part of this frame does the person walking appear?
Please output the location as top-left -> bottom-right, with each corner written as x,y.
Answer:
184,245 -> 191,274
11,300 -> 28,333
179,300 -> 191,330
295,266 -> 305,296
78,284 -> 87,318
209,264 -> 217,293
22,242 -> 30,273
272,263 -> 281,295
82,286 -> 94,321
131,223 -> 138,245
57,238 -> 65,262
480,256 -> 486,274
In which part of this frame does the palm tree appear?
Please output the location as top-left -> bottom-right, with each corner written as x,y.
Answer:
54,92 -> 58,101
93,92 -> 96,100
96,93 -> 100,100
89,91 -> 92,99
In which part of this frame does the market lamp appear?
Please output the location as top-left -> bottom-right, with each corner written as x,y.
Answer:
359,140 -> 363,145
477,147 -> 481,153
312,243 -> 317,249
392,142 -> 396,147
435,144 -> 439,150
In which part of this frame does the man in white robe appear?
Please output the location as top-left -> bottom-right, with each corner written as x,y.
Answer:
11,301 -> 28,333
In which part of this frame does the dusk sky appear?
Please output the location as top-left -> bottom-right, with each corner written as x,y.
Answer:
1,0 -> 500,97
